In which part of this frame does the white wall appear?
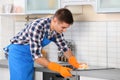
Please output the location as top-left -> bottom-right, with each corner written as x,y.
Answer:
0,16 -> 14,59
0,16 -> 2,59
64,21 -> 120,68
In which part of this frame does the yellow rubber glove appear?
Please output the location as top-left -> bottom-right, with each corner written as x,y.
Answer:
68,56 -> 79,68
48,62 -> 72,78
68,56 -> 88,69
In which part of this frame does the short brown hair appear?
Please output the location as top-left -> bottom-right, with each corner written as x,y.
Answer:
53,8 -> 74,24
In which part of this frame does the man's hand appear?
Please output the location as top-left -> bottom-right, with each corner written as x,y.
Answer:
48,62 -> 72,78
68,56 -> 88,69
64,49 -> 88,69
35,57 -> 72,78
78,63 -> 88,69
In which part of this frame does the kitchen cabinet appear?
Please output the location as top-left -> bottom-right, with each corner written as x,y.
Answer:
80,76 -> 108,80
0,0 -> 61,15
25,0 -> 61,14
96,0 -> 120,13
0,68 -> 10,80
34,72 -> 43,80
62,0 -> 120,13
0,68 -> 43,80
61,0 -> 95,7
0,0 -> 26,15
61,0 -> 95,14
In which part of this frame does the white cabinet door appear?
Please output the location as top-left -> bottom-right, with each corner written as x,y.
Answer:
96,0 -> 120,13
0,68 -> 10,80
61,0 -> 94,7
0,68 -> 43,80
34,72 -> 43,80
25,0 -> 61,14
13,0 -> 25,13
80,76 -> 108,80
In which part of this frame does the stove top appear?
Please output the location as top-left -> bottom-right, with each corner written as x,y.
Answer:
59,62 -> 114,71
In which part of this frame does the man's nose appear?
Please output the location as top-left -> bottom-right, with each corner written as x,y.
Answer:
63,29 -> 67,32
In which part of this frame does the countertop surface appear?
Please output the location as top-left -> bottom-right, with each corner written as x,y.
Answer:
0,59 -> 120,80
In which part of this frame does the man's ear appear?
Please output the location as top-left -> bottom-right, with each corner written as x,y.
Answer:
53,17 -> 57,23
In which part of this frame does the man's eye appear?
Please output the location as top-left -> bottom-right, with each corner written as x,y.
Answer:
62,27 -> 66,29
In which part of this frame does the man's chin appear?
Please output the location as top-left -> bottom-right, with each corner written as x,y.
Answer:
58,31 -> 62,34
56,31 -> 62,34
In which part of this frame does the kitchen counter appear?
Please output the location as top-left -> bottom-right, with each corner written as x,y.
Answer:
73,68 -> 120,80
0,59 -> 120,80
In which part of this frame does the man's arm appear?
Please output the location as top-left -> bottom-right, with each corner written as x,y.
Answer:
64,49 -> 88,69
34,51 -> 72,78
64,49 -> 80,68
63,49 -> 73,59
34,49 -> 50,67
35,57 -> 50,67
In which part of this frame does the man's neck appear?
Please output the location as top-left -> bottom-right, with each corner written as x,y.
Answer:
50,19 -> 54,31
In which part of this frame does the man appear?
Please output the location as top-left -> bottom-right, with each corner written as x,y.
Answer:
4,8 -> 87,80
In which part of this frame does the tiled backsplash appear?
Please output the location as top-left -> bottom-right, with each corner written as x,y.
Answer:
64,22 -> 106,66
0,20 -> 120,68
40,21 -> 120,68
64,21 -> 120,68
107,22 -> 120,68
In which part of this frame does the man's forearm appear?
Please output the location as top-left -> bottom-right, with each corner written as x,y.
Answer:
35,56 -> 72,78
35,49 -> 74,67
64,49 -> 74,59
35,57 -> 50,67
64,49 -> 80,68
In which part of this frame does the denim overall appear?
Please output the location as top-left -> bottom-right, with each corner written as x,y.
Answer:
4,33 -> 55,80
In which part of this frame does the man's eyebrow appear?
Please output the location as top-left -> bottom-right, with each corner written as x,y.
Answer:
62,27 -> 67,28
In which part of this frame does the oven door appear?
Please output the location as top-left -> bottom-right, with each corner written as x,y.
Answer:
43,72 -> 78,80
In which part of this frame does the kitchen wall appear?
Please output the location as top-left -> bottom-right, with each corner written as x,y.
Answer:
0,5 -> 120,68
0,16 -> 14,59
42,6 -> 120,68
64,21 -> 120,68
0,16 -> 1,59
41,20 -> 120,68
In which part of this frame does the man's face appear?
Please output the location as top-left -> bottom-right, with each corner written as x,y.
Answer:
53,18 -> 70,34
